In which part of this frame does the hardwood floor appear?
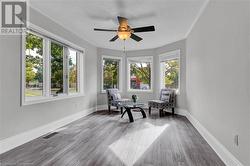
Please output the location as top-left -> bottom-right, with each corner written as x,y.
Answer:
0,109 -> 225,166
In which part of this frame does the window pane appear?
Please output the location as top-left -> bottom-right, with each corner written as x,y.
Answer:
51,42 -> 64,95
103,58 -> 119,90
69,49 -> 78,93
25,33 -> 43,97
164,59 -> 179,89
130,62 -> 151,90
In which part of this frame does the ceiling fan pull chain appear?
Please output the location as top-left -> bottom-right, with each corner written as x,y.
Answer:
123,39 -> 126,53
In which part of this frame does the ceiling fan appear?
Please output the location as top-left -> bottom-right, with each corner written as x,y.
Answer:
94,16 -> 155,42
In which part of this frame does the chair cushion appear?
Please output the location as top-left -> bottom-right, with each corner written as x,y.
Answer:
111,93 -> 121,100
116,93 -> 121,100
161,91 -> 171,102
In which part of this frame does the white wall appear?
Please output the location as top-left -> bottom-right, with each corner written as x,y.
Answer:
97,39 -> 187,111
0,51 -> 3,139
186,1 -> 250,165
0,8 -> 98,140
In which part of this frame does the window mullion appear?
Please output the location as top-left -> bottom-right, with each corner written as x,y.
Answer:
63,47 -> 69,94
79,52 -> 84,94
160,62 -> 165,89
44,39 -> 50,97
42,39 -> 46,96
21,33 -> 26,105
76,52 -> 81,93
119,59 -> 122,91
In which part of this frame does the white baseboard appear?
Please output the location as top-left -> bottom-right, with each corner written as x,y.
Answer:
96,104 -> 108,111
185,111 -> 244,166
0,107 -> 95,155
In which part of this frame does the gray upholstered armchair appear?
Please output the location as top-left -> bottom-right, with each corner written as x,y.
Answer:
106,89 -> 130,114
148,89 -> 176,117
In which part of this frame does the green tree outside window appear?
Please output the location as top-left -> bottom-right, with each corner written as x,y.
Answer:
164,59 -> 179,89
103,58 -> 119,90
25,33 -> 43,97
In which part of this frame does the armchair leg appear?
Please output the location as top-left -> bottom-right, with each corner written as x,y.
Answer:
159,109 -> 163,117
165,111 -> 167,116
149,106 -> 151,115
172,107 -> 175,115
108,105 -> 111,113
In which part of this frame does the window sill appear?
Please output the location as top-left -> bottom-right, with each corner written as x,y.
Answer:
22,93 -> 85,106
100,91 -> 106,94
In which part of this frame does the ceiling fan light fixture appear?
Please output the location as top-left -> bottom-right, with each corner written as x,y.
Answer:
94,16 -> 155,42
118,31 -> 131,40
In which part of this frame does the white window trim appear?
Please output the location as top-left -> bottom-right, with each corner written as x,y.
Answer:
21,25 -> 85,106
66,48 -> 82,95
127,56 -> 153,92
159,49 -> 181,94
101,55 -> 123,93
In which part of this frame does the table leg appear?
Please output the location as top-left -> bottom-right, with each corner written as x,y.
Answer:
120,107 -> 123,114
139,108 -> 146,118
121,109 -> 127,118
126,108 -> 134,122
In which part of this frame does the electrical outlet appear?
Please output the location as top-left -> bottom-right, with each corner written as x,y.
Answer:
234,135 -> 239,146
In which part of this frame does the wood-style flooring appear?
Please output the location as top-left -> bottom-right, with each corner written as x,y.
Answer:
0,109 -> 225,166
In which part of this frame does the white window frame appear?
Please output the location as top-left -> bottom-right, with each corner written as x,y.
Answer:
21,24 -> 85,106
101,55 -> 123,93
159,49 -> 180,94
127,56 -> 153,92
67,48 -> 81,95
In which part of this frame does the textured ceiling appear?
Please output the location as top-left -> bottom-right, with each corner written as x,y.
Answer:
30,0 -> 206,51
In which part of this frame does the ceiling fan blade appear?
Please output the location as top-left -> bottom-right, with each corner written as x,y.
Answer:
110,35 -> 119,42
94,28 -> 117,32
117,16 -> 128,25
130,33 -> 143,42
132,26 -> 155,33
